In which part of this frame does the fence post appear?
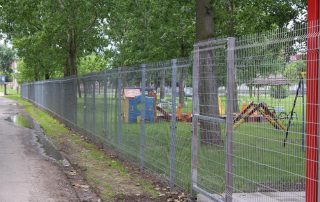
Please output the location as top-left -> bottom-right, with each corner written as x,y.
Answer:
170,59 -> 177,189
92,79 -> 96,135
103,71 -> 108,142
140,65 -> 146,170
191,44 -> 200,197
84,80 -> 88,130
60,81 -> 64,117
316,20 -> 320,201
117,68 -> 123,147
225,37 -> 236,202
74,78 -> 78,125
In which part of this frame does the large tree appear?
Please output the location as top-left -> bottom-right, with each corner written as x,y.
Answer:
0,44 -> 15,74
0,0 -> 110,78
196,0 -> 223,145
194,0 -> 306,144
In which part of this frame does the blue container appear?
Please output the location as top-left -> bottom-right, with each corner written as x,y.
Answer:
128,95 -> 154,123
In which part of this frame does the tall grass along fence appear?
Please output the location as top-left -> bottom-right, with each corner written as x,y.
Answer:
22,21 -> 320,202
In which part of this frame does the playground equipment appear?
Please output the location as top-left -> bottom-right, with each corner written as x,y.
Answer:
283,72 -> 305,147
122,88 -> 155,123
156,104 -> 192,122
233,101 -> 286,130
156,95 -> 222,122
176,104 -> 192,122
218,97 -> 225,115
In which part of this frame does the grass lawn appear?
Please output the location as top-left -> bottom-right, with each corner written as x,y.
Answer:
74,92 -> 306,195
6,94 -> 162,201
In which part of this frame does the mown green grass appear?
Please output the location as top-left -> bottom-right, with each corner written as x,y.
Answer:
7,94 -> 159,201
74,93 -> 306,194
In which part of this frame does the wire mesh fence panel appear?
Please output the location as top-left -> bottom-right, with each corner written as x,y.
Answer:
174,59 -> 193,189
118,67 -> 144,162
62,78 -> 77,124
229,23 -> 314,201
191,38 -> 230,201
93,76 -> 106,140
106,72 -> 119,147
19,20 -> 320,202
143,63 -> 172,180
76,79 -> 85,130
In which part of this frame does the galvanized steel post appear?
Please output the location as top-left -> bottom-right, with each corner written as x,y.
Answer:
170,59 -> 177,189
84,81 -> 88,130
74,78 -> 78,125
140,65 -> 146,170
60,81 -> 64,117
191,44 -> 200,195
104,71 -> 108,141
92,80 -> 96,134
117,68 -> 123,147
225,37 -> 236,202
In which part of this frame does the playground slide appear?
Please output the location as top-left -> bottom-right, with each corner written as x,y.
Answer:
233,102 -> 286,131
258,104 -> 286,130
233,102 -> 260,129
233,102 -> 254,123
156,106 -> 172,120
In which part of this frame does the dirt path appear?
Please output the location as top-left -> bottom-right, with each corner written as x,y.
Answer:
0,97 -> 78,201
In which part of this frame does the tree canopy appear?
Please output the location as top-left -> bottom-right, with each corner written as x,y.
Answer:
0,44 -> 15,75
0,0 -> 110,81
0,0 -> 306,82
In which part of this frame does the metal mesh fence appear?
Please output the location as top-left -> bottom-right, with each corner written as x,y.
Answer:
21,58 -> 193,192
191,22 -> 319,202
21,21 -> 320,201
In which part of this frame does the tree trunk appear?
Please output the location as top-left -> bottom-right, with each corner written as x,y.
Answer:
196,0 -> 222,145
45,71 -> 50,80
64,29 -> 77,77
178,70 -> 185,107
64,58 -> 69,77
249,84 -> 253,98
34,66 -> 40,81
178,43 -> 187,106
69,29 -> 77,76
4,84 -> 7,95
66,29 -> 82,98
226,0 -> 239,113
160,71 -> 165,100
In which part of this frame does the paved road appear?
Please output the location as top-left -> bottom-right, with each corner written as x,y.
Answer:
0,97 -> 78,202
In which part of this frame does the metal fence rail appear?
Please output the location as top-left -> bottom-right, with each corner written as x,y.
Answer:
21,21 -> 320,202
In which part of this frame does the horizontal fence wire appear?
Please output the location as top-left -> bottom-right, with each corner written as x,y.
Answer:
21,21 -> 320,201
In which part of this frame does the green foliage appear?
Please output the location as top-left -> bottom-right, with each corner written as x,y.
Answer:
0,0 -> 110,79
78,53 -> 109,75
0,44 -> 15,74
270,85 -> 289,99
283,60 -> 306,82
107,0 -> 195,66
15,60 -> 34,83
107,0 -> 306,67
0,0 -> 307,81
